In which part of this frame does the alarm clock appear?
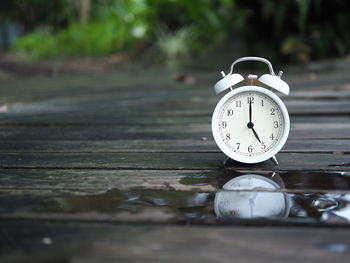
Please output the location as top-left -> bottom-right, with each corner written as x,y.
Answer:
211,57 -> 290,164
214,174 -> 290,219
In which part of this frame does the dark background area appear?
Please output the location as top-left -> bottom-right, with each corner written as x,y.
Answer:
0,0 -> 349,70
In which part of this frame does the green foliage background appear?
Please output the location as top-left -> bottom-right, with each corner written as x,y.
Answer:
1,0 -> 349,64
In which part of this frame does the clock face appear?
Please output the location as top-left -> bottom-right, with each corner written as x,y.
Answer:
212,86 -> 290,163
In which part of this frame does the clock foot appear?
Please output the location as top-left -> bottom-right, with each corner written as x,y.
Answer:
223,157 -> 231,166
270,156 -> 279,166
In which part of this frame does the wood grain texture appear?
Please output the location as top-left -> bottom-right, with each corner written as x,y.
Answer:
1,115 -> 350,125
1,71 -> 350,122
2,98 -> 350,118
1,186 -> 350,224
0,122 -> 350,141
0,169 -> 349,192
1,222 -> 350,263
0,152 -> 349,170
0,139 -> 349,153
2,64 -> 350,262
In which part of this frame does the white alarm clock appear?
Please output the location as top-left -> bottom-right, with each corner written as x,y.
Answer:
214,174 -> 290,219
211,57 -> 290,164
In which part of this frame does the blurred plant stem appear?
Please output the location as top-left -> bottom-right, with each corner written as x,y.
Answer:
0,18 -> 10,51
155,26 -> 194,69
72,0 -> 91,25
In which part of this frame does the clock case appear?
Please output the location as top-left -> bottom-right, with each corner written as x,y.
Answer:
212,57 -> 290,165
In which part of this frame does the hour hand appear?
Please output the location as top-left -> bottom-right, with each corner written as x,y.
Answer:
251,127 -> 261,143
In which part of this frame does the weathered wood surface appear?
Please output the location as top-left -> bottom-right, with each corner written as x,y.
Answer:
1,63 -> 350,261
2,222 -> 350,263
0,122 -> 350,140
1,169 -> 349,192
0,138 -> 349,152
0,152 -> 349,170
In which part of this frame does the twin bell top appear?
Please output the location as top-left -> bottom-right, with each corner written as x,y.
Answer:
214,56 -> 290,96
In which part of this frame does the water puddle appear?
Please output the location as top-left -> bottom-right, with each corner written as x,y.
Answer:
180,170 -> 350,191
321,243 -> 348,253
17,186 -> 349,225
2,170 -> 350,225
328,162 -> 350,168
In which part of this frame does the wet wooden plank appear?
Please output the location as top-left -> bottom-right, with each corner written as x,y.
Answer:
1,115 -> 349,127
1,168 -> 350,224
2,98 -> 350,118
0,152 -> 349,170
1,69 -> 349,97
1,185 -> 350,225
0,139 -> 349,153
1,74 -> 350,118
284,139 -> 350,153
0,122 -> 349,141
1,222 -> 350,263
282,89 -> 350,99
0,169 -> 349,192
0,169 -> 217,193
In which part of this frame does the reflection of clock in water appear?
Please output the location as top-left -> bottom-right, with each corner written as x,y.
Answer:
214,174 -> 290,219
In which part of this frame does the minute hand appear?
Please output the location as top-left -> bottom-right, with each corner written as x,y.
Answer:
248,99 -> 261,143
249,99 -> 252,122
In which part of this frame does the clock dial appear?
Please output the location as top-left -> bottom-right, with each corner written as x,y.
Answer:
216,91 -> 284,157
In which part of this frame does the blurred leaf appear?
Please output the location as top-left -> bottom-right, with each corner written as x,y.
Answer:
281,36 -> 310,62
295,0 -> 311,34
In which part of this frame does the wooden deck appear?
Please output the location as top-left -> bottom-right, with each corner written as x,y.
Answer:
1,62 -> 350,262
